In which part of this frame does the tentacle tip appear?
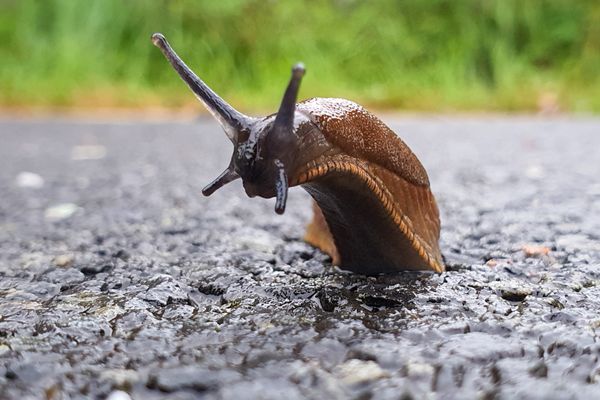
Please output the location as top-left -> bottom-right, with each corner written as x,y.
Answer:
292,63 -> 306,78
151,32 -> 166,47
273,160 -> 289,215
274,187 -> 288,214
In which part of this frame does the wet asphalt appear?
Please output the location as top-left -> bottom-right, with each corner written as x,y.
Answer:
0,116 -> 599,399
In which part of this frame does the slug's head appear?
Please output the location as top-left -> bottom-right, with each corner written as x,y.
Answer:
152,33 -> 305,214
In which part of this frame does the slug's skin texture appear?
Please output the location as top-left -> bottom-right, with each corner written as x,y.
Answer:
151,33 -> 444,274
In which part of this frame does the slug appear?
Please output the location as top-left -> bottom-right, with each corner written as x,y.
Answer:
152,33 -> 444,274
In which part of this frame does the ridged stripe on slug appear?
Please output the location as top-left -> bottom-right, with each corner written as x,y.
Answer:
292,154 -> 443,272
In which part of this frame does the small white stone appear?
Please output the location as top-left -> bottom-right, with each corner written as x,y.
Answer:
71,144 -> 107,160
525,164 -> 544,179
0,344 -> 10,356
15,171 -> 44,189
105,390 -> 132,400
335,359 -> 389,385
45,203 -> 78,221
405,361 -> 435,377
54,254 -> 74,267
590,368 -> 600,384
100,369 -> 140,387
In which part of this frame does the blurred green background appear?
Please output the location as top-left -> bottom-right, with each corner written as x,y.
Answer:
1,0 -> 598,113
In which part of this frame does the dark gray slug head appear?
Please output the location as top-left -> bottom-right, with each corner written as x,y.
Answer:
152,32 -> 305,214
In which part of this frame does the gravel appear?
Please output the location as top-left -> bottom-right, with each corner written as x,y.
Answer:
0,116 -> 599,399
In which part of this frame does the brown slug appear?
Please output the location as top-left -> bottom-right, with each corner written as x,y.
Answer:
152,33 -> 444,274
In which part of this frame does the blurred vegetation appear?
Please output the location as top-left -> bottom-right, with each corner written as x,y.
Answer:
0,0 -> 599,112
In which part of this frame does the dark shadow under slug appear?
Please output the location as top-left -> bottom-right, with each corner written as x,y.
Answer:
151,32 -> 444,274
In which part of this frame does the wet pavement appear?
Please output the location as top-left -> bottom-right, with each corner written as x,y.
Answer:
0,116 -> 599,399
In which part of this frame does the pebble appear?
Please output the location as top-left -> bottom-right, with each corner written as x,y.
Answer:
44,203 -> 78,221
100,369 -> 140,387
0,344 -> 10,356
335,359 -> 389,385
15,171 -> 44,189
404,361 -> 435,378
140,276 -> 190,306
522,244 -> 550,258
489,281 -> 532,302
54,254 -> 74,267
105,390 -> 132,400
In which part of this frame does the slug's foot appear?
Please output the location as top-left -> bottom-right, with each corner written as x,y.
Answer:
304,201 -> 340,265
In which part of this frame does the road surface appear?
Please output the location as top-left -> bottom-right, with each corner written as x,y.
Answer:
1,116 -> 599,399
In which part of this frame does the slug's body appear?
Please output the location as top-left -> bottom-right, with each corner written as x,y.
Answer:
152,33 -> 444,274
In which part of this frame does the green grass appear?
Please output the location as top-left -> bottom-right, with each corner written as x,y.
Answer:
1,0 -> 599,112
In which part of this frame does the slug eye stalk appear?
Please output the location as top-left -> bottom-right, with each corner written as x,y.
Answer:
269,64 -> 306,214
152,32 -> 305,215
273,159 -> 288,214
272,63 -> 305,143
151,33 -> 252,143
